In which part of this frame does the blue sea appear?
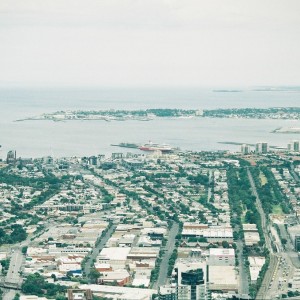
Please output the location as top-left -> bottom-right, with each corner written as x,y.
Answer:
0,87 -> 300,158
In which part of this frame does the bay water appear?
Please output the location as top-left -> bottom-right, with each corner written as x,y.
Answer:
0,87 -> 299,158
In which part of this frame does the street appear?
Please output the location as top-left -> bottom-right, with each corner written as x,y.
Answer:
247,168 -> 275,300
153,222 -> 179,289
5,249 -> 23,287
236,240 -> 250,296
3,289 -> 16,300
247,168 -> 298,300
84,224 -> 116,279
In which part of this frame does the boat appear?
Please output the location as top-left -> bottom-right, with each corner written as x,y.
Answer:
139,142 -> 173,153
111,142 -> 139,149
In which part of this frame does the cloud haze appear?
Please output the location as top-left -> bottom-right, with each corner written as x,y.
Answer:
0,0 -> 300,87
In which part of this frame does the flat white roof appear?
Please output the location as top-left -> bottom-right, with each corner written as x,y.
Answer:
132,278 -> 150,287
209,266 -> 238,286
79,284 -> 156,299
209,248 -> 235,256
98,247 -> 131,260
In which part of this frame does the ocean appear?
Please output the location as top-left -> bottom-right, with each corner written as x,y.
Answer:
0,87 -> 300,158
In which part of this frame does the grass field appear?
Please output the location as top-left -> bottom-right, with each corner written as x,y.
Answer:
259,172 -> 268,186
272,204 -> 283,215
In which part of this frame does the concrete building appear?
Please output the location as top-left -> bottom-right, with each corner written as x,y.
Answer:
295,235 -> 300,252
208,248 -> 235,266
6,150 -> 16,164
287,225 -> 300,251
122,158 -> 144,170
67,289 -> 93,300
159,285 -> 176,300
208,266 -> 238,292
255,142 -> 268,154
290,140 -> 300,152
175,262 -> 207,300
99,269 -> 130,286
97,247 -> 131,269
241,144 -> 250,155
78,284 -> 156,300
182,225 -> 233,243
248,256 -> 265,283
243,224 -> 260,247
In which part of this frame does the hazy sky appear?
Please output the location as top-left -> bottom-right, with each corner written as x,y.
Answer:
1,0 -> 300,87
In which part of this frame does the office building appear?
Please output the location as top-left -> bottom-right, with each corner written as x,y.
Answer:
295,235 -> 300,252
255,142 -> 268,154
289,140 -> 300,152
159,285 -> 176,300
175,263 -> 207,300
6,150 -> 16,164
208,248 -> 235,266
241,144 -> 250,155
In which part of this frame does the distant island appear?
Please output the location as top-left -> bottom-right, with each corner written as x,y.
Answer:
213,89 -> 243,92
15,107 -> 300,122
273,127 -> 300,134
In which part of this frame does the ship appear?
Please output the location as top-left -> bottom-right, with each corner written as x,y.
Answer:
111,142 -> 139,149
139,142 -> 173,153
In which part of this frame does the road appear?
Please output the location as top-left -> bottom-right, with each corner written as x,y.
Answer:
247,168 -> 276,300
247,169 -> 273,254
5,249 -> 23,288
236,239 -> 250,297
247,167 -> 300,299
277,224 -> 300,268
207,170 -> 213,202
2,289 -> 16,300
290,163 -> 300,183
153,222 -> 179,289
84,224 -> 116,279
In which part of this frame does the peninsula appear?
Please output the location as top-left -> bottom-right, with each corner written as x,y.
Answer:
15,107 -> 300,122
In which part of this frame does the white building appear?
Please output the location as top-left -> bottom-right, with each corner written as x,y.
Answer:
208,248 -> 235,266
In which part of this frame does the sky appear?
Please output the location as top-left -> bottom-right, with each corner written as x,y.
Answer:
0,0 -> 300,88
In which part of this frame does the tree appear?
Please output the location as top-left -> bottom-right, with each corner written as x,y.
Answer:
221,240 -> 230,248
22,272 -> 67,297
55,296 -> 67,300
22,273 -> 45,296
13,294 -> 20,300
10,224 -> 27,243
89,268 -> 101,283
281,238 -> 287,245
51,273 -> 57,281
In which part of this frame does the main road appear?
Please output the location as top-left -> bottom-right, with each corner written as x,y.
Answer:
247,168 -> 276,300
84,224 -> 116,279
236,239 -> 250,297
153,222 -> 179,289
247,169 -> 273,254
4,249 -> 23,288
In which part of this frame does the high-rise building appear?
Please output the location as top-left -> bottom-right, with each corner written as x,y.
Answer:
159,285 -> 176,300
6,150 -> 16,164
287,141 -> 300,152
292,140 -> 300,152
88,156 -> 98,166
295,235 -> 300,251
241,144 -> 250,155
175,263 -> 207,300
255,142 -> 268,154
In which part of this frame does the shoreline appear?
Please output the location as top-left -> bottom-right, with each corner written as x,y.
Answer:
13,107 -> 300,122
